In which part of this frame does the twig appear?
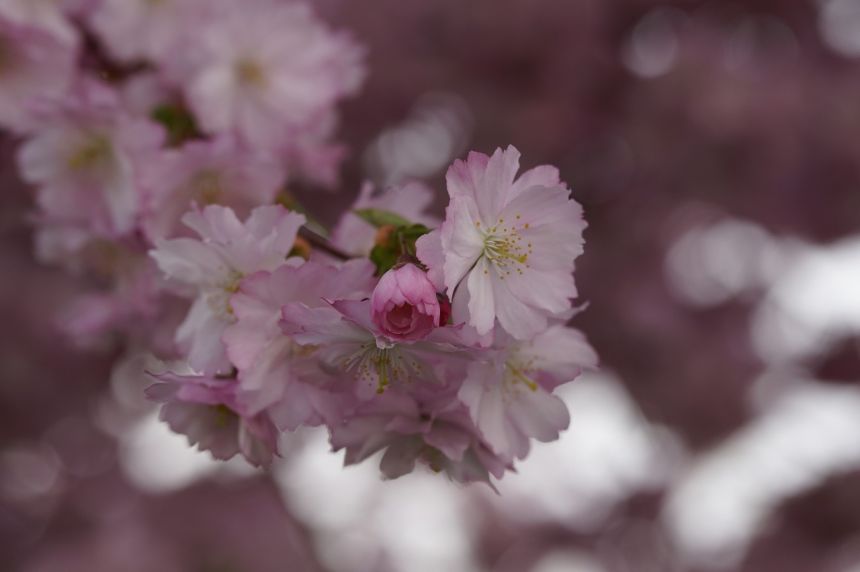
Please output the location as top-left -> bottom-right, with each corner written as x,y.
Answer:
298,226 -> 352,261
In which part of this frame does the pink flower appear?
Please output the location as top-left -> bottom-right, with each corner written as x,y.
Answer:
149,204 -> 305,374
458,324 -> 598,461
222,259 -> 376,429
119,71 -> 175,116
18,80 -> 165,235
0,0 -> 79,48
146,370 -> 279,467
89,0 -> 204,64
371,263 -> 441,341
417,146 -> 586,340
58,254 -> 164,346
280,299 -> 468,397
330,389 -> 511,485
0,16 -> 76,132
141,137 -> 285,241
183,1 -> 364,153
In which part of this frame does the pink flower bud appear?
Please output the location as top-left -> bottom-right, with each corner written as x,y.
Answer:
371,263 -> 440,341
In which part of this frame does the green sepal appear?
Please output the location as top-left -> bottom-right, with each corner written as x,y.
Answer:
368,223 -> 431,275
369,243 -> 400,274
151,103 -> 199,147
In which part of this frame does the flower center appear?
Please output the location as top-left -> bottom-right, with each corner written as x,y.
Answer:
504,357 -> 538,393
387,305 -> 414,329
206,271 -> 243,321
212,404 -> 237,428
236,59 -> 266,87
480,216 -> 533,279
342,344 -> 423,394
190,170 -> 223,205
67,135 -> 113,172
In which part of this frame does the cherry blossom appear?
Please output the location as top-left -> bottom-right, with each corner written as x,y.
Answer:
330,389 -> 511,486
458,325 -> 598,461
18,80 -> 164,235
141,136 -> 284,241
146,370 -> 279,467
150,204 -> 305,374
417,145 -> 586,339
280,299 -> 468,397
223,259 -> 376,428
183,0 -> 363,154
3,2 -> 597,484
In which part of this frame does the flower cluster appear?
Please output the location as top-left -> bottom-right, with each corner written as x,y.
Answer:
6,1 -> 596,486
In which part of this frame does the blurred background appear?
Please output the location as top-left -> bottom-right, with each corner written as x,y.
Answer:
5,0 -> 860,570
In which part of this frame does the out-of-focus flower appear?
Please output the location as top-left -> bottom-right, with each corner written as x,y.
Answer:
280,109 -> 347,187
146,370 -> 278,467
330,388 -> 511,486
332,180 -> 438,256
59,254 -> 164,345
223,259 -> 376,428
417,146 -> 586,339
89,0 -> 204,64
458,325 -> 597,461
18,80 -> 164,235
371,263 -> 441,341
183,1 -> 364,154
141,136 -> 285,241
0,16 -> 76,132
119,71 -> 175,116
150,204 -> 305,374
0,0 -> 79,47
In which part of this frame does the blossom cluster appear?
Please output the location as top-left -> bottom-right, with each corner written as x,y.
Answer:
5,0 -> 596,486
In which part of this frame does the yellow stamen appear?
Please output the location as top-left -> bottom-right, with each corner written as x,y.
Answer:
236,59 -> 266,87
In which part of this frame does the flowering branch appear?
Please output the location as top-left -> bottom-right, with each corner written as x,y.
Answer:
4,0 -> 596,487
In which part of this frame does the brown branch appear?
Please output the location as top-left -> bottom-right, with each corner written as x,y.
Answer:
298,226 -> 352,261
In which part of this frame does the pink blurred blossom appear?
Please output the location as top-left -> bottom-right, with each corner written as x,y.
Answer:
0,16 -> 77,132
17,80 -> 164,235
0,0 -> 80,47
141,137 -> 285,241
89,0 -> 206,64
183,0 -> 364,155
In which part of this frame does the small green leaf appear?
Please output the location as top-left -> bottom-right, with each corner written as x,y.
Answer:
398,224 -> 430,240
367,223 -> 432,274
369,243 -> 400,275
151,103 -> 199,147
354,208 -> 413,229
